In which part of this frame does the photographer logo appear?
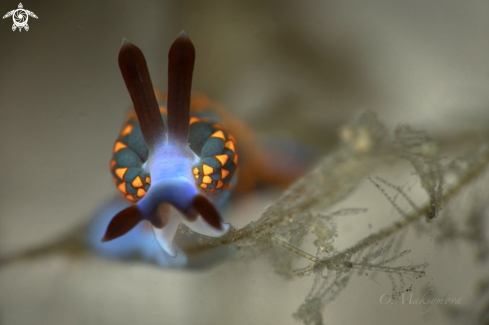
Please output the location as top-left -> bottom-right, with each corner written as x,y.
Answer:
3,3 -> 38,32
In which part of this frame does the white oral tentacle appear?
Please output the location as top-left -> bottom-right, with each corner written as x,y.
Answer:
183,217 -> 230,237
152,214 -> 181,257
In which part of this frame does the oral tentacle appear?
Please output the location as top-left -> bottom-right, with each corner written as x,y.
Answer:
192,194 -> 223,230
101,205 -> 144,242
119,39 -> 167,151
167,30 -> 195,145
182,218 -> 230,238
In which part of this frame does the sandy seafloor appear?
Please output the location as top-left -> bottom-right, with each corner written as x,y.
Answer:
1,1 -> 489,324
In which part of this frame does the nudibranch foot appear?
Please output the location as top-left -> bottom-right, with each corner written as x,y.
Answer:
151,208 -> 230,257
182,217 -> 230,237
152,213 -> 181,257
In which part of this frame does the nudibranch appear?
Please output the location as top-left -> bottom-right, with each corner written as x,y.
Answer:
103,31 -> 238,257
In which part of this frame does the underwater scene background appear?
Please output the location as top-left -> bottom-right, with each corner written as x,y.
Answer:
1,1 -> 489,324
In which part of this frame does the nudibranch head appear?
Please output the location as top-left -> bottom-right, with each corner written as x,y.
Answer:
102,31 -> 232,257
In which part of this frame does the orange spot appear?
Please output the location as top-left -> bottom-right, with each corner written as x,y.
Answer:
212,123 -> 224,129
203,164 -> 213,175
193,167 -> 199,175
159,106 -> 167,115
202,175 -> 212,184
120,124 -> 133,137
209,188 -> 215,192
216,180 -> 224,188
194,175 -> 199,179
225,140 -> 235,153
233,153 -> 239,165
189,117 -> 200,125
110,159 -> 116,169
137,188 -> 147,198
117,182 -> 127,194
200,183 -> 208,189
211,130 -> 226,140
113,141 -> 128,153
215,154 -> 228,166
115,167 -> 128,180
125,194 -> 137,202
221,168 -> 230,179
132,176 -> 143,188
112,177 -> 118,185
145,176 -> 151,184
